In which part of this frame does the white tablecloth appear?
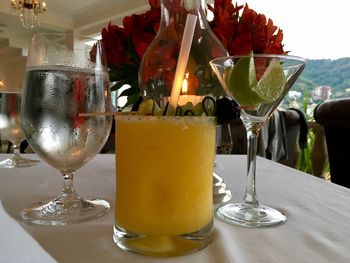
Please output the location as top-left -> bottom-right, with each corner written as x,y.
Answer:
0,154 -> 349,263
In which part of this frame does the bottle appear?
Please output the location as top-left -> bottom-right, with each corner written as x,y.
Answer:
138,0 -> 228,109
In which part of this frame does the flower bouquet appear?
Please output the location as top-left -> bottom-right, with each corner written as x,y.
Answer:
100,0 -> 286,114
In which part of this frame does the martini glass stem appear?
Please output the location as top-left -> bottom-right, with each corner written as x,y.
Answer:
243,129 -> 260,208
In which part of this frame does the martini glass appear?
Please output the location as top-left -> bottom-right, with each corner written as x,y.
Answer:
210,54 -> 306,227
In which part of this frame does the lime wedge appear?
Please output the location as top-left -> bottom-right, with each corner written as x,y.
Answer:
226,55 -> 258,106
179,102 -> 203,116
138,98 -> 163,116
253,58 -> 286,103
226,56 -> 286,107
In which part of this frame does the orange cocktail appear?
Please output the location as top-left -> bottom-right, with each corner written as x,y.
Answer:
113,115 -> 216,256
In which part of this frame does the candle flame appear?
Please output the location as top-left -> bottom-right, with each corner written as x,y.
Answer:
181,73 -> 189,95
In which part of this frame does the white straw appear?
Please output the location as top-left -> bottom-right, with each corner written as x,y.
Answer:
167,14 -> 197,116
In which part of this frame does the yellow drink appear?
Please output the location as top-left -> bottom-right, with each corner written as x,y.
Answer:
113,115 -> 215,256
113,115 -> 216,256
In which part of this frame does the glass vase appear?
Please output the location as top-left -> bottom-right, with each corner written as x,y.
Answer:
138,0 -> 231,205
139,0 -> 228,102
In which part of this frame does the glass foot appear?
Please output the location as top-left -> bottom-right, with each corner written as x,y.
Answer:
213,172 -> 232,205
0,156 -> 39,168
21,197 -> 110,225
113,222 -> 213,257
216,203 -> 286,227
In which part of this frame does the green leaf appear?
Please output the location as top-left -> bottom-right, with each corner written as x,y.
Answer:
122,93 -> 140,109
126,39 -> 141,63
111,81 -> 127,91
108,64 -> 138,82
118,85 -> 139,98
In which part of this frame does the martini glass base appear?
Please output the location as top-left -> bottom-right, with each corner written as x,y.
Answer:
21,197 -> 110,226
0,156 -> 39,168
216,203 -> 286,227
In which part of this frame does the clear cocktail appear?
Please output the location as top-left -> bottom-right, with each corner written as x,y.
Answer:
113,115 -> 216,256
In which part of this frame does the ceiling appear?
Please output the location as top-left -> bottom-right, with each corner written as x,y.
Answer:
0,0 -> 150,90
0,0 -> 150,50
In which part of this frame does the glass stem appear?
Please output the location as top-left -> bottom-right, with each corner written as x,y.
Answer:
12,144 -> 21,159
243,128 -> 260,208
57,172 -> 80,204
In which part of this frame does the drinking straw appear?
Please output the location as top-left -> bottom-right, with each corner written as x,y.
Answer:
166,14 -> 197,116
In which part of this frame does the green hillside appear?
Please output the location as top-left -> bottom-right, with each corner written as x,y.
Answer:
292,57 -> 350,98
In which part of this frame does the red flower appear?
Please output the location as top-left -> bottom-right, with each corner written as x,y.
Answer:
100,0 -> 286,107
209,1 -> 286,55
101,23 -> 130,65
208,0 -> 243,50
123,3 -> 160,59
102,0 -> 160,66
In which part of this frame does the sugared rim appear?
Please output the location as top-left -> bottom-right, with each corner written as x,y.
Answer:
114,114 -> 216,120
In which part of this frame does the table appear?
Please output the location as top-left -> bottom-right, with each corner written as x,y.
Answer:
1,154 -> 349,263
